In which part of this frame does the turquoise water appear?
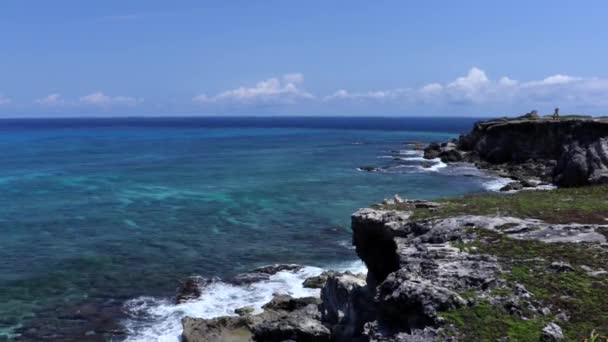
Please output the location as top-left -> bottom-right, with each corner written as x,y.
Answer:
0,118 -> 501,340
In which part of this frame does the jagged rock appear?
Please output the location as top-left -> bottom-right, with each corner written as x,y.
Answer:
423,143 -> 441,159
249,296 -> 330,342
548,261 -> 575,273
363,320 -> 441,342
182,316 -> 252,342
320,273 -> 373,341
234,306 -> 255,316
439,149 -> 462,163
500,182 -> 523,192
262,295 -> 321,311
359,166 -> 382,172
376,272 -> 465,327
176,276 -> 218,304
182,295 -> 329,342
303,271 -> 336,289
231,264 -> 304,285
554,138 -> 608,187
427,117 -> 608,187
541,323 -> 564,341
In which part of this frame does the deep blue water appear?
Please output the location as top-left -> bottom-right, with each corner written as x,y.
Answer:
0,117 -> 501,340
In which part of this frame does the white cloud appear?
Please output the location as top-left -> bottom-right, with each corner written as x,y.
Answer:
420,83 -> 443,94
498,77 -> 518,87
524,74 -> 582,87
194,73 -> 314,105
326,67 -> 608,109
36,93 -> 64,106
0,94 -> 10,105
80,91 -> 141,107
324,88 -> 410,101
283,73 -> 304,84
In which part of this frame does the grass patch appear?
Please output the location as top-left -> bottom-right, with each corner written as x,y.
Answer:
460,229 -> 608,340
440,301 -> 547,341
384,185 -> 608,224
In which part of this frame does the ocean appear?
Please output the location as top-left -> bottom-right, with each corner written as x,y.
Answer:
0,117 -> 510,341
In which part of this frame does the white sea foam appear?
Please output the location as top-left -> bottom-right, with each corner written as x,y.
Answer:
399,150 -> 422,156
419,158 -> 447,172
123,262 -> 366,342
482,177 -> 513,191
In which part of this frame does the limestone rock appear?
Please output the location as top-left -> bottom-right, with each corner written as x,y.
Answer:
321,273 -> 373,341
541,323 -> 564,341
182,316 -> 252,342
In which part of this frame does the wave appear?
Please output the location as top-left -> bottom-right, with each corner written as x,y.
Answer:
123,262 -> 366,342
420,158 -> 447,172
481,177 -> 513,191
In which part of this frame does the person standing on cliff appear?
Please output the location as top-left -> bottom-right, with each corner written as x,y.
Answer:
553,107 -> 560,120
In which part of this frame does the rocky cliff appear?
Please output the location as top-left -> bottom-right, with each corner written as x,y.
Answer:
180,187 -> 608,341
424,117 -> 608,187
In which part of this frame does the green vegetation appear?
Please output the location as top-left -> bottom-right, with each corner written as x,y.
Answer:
378,185 -> 608,224
444,229 -> 608,341
440,301 -> 548,341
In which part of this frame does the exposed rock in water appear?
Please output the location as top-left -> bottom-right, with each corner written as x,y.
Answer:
176,276 -> 218,304
499,181 -> 523,192
303,271 -> 336,289
358,166 -> 383,172
234,306 -> 255,316
230,264 -> 304,285
182,295 -> 330,342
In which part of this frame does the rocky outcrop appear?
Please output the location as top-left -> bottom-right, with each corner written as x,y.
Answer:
182,295 -> 330,342
181,197 -> 608,341
320,273 -> 373,342
425,117 -> 608,187
182,316 -> 252,342
348,205 -> 608,340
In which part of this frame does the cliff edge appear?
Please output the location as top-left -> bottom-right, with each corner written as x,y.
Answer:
181,186 -> 608,341
424,116 -> 608,187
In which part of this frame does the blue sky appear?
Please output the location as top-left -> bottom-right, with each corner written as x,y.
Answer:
1,0 -> 607,117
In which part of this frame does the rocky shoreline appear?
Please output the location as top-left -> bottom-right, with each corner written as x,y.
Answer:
175,116 -> 608,341
423,116 -> 608,190
179,188 -> 608,341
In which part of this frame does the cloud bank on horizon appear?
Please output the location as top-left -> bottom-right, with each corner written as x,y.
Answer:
2,68 -> 608,117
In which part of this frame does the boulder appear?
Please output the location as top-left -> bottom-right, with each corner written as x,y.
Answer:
231,264 -> 304,285
182,295 -> 329,342
541,323 -> 564,341
554,138 -> 608,187
176,276 -> 218,304
321,273 -> 373,341
500,182 -> 523,192
249,296 -> 330,342
358,166 -> 382,172
182,316 -> 252,342
234,306 -> 255,316
303,271 -> 336,289
438,149 -> 462,162
423,143 -> 441,159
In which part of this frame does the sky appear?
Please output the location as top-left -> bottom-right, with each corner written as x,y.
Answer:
1,0 -> 608,117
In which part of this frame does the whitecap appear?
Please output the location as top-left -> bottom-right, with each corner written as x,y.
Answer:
123,264 -> 366,342
418,158 -> 447,172
482,177 -> 513,192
